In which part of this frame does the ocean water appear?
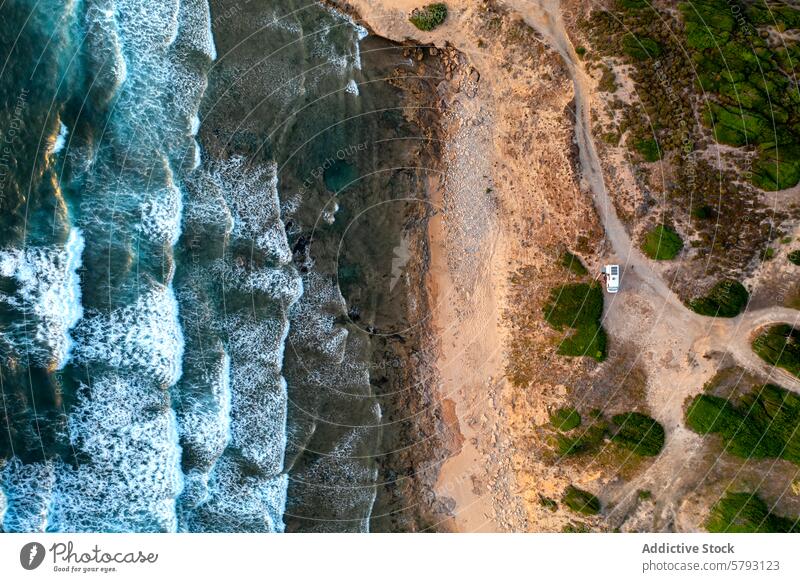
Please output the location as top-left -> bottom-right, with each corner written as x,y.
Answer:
1,0 -> 420,532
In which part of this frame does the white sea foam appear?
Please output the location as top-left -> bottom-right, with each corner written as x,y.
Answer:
0,459 -> 55,532
321,3 -> 367,70
190,113 -> 200,136
139,177 -> 183,246
46,375 -> 183,532
224,314 -> 289,472
74,285 -> 184,386
50,121 -> 69,155
194,157 -> 293,262
84,1 -> 128,100
177,351 -> 232,471
177,0 -> 217,61
114,0 -> 180,50
0,229 -> 85,369
0,462 -> 5,526
288,272 -> 349,362
215,261 -> 303,306
106,0 -> 208,156
185,456 -> 287,532
345,79 -> 359,96
191,141 -> 201,170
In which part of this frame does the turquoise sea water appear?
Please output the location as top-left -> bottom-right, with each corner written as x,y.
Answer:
0,0 -> 407,532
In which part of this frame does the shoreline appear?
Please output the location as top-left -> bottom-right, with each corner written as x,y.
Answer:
331,0 -> 596,532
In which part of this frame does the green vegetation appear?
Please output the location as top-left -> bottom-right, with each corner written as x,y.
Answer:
691,204 -> 714,220
543,283 -> 607,361
633,138 -> 661,162
550,406 -> 581,431
562,521 -> 592,533
538,494 -> 558,512
679,0 -> 800,190
579,0 -> 799,274
618,0 -> 649,9
622,34 -> 661,60
562,486 -> 601,516
706,492 -> 799,533
753,324 -> 800,378
560,250 -> 588,276
638,489 -> 653,501
552,422 -> 607,457
575,46 -> 587,57
640,224 -> 683,260
789,250 -> 800,265
610,412 -> 665,456
688,279 -> 749,317
764,247 -> 776,261
409,3 -> 448,31
685,384 -> 800,463
598,65 -> 618,93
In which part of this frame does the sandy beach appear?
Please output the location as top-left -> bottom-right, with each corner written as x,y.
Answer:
330,0 -> 605,531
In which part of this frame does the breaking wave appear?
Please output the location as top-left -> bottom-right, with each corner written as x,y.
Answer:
0,229 -> 85,370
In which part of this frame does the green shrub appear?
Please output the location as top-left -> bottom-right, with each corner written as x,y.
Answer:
409,3 -> 448,31
764,247 -> 776,261
543,283 -> 607,361
562,521 -> 592,532
633,138 -> 661,162
539,494 -> 558,512
788,250 -> 800,265
562,486 -> 601,516
753,324 -> 800,378
552,422 -> 607,457
678,0 -> 800,190
685,384 -> 800,463
622,34 -> 662,60
550,406 -> 581,431
706,491 -> 799,533
561,251 -> 588,275
598,66 -> 618,93
611,412 -> 665,456
618,0 -> 648,9
640,224 -> 683,260
688,279 -> 749,317
691,205 -> 714,220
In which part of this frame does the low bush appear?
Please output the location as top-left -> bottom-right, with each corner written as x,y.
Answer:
543,283 -> 607,361
685,384 -> 800,463
691,205 -> 714,220
561,251 -> 588,275
538,494 -> 558,512
562,486 -> 601,516
688,279 -> 748,317
550,406 -> 581,431
622,34 -> 662,60
633,138 -> 661,162
409,3 -> 448,31
552,422 -> 606,457
788,250 -> 800,265
706,491 -> 799,533
752,324 -> 800,378
640,224 -> 683,260
611,412 -> 665,456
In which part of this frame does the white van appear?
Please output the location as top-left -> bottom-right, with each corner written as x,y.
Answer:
604,264 -> 620,293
